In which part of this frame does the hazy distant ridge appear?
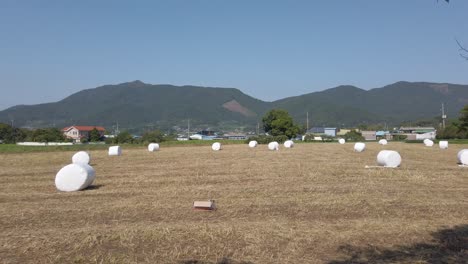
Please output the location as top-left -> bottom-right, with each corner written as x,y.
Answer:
0,81 -> 467,131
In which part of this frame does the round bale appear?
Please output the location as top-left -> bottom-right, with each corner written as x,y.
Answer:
248,140 -> 258,148
212,142 -> 222,151
439,141 -> 448,149
378,139 -> 388,145
284,140 -> 294,148
377,150 -> 402,168
55,163 -> 96,192
148,143 -> 160,152
354,142 -> 366,152
108,146 -> 122,156
424,140 -> 434,147
72,151 -> 90,165
338,138 -> 346,144
458,149 -> 468,165
268,141 -> 279,151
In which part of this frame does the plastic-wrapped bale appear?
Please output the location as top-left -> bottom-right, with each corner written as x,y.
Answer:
248,140 -> 258,148
354,142 -> 366,152
338,138 -> 345,144
212,142 -> 221,151
377,150 -> 402,168
423,139 -> 430,144
439,141 -> 448,149
268,141 -> 279,151
284,140 -> 294,148
55,163 -> 96,192
458,149 -> 468,165
148,143 -> 160,152
72,151 -> 90,165
424,140 -> 434,147
378,139 -> 388,145
108,146 -> 122,156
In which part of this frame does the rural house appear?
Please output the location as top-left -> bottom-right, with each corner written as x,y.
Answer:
398,127 -> 436,140
62,126 -> 106,142
361,131 -> 377,141
307,127 -> 338,137
376,130 -> 393,140
223,133 -> 247,140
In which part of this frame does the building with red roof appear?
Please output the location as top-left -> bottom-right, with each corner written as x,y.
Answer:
62,126 -> 106,142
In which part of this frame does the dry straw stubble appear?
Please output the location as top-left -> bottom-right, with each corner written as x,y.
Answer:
0,142 -> 467,263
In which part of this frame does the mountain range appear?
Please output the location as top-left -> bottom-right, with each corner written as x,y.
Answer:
0,80 -> 467,133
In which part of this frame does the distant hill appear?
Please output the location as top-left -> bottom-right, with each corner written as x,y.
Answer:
0,80 -> 467,132
0,81 -> 270,132
276,82 -> 468,127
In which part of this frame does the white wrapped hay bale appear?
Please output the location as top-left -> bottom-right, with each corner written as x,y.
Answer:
268,141 -> 279,151
72,151 -> 90,165
248,140 -> 258,148
378,139 -> 388,145
377,150 -> 402,168
439,141 -> 448,149
284,140 -> 294,148
458,149 -> 468,165
55,163 -> 96,192
338,138 -> 345,144
211,142 -> 221,151
354,142 -> 366,152
424,140 -> 434,147
148,143 -> 160,152
108,146 -> 122,156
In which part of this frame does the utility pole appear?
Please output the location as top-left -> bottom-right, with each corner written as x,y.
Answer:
441,103 -> 447,129
187,119 -> 190,138
115,121 -> 120,135
306,111 -> 309,132
256,122 -> 260,135
10,117 -> 14,141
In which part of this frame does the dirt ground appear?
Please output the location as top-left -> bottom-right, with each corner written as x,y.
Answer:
0,142 -> 467,263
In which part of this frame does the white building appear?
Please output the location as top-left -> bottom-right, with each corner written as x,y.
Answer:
62,126 -> 106,142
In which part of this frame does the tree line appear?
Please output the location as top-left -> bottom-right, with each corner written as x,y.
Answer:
437,105 -> 468,139
0,125 -> 65,143
0,124 -> 175,144
1,105 -> 467,144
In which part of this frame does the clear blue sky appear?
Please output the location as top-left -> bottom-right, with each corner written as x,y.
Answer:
1,0 -> 467,110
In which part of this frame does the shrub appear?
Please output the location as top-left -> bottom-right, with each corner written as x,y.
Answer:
344,130 -> 364,142
141,130 -> 165,144
393,134 -> 408,141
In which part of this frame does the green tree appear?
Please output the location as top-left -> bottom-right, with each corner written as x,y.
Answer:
89,128 -> 102,142
163,132 -> 178,142
14,128 -> 28,142
438,105 -> 468,139
459,105 -> 468,132
344,130 -> 364,142
1,124 -> 29,143
113,131 -> 133,144
141,130 -> 164,144
0,123 -> 14,143
262,109 -> 300,139
437,123 -> 464,139
30,128 -> 65,142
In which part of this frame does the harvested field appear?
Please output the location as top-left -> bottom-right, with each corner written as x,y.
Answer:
0,142 -> 467,263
